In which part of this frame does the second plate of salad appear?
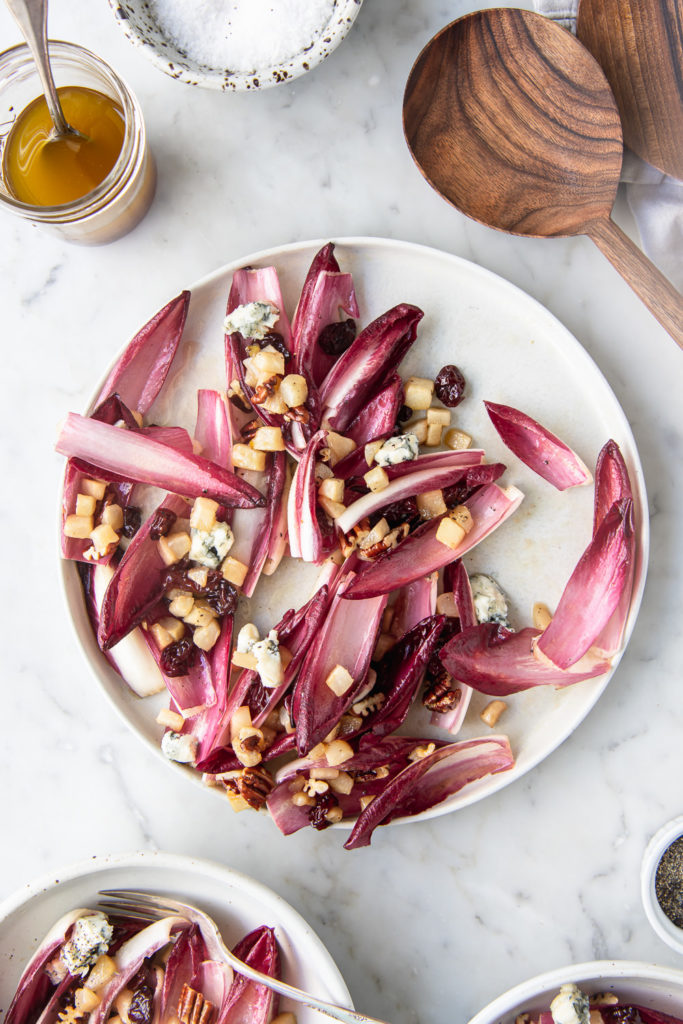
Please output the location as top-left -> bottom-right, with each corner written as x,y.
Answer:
57,237 -> 647,848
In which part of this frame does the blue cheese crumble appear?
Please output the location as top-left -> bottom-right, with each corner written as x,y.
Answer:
252,629 -> 283,689
190,522 -> 234,569
60,913 -> 113,977
550,984 -> 590,1024
374,433 -> 419,467
469,573 -> 511,628
224,301 -> 279,340
161,730 -> 198,764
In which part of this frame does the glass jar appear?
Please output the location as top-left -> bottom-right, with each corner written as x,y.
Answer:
0,41 -> 156,245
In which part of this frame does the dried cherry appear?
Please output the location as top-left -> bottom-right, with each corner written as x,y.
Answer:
122,506 -> 142,538
160,637 -> 197,677
318,318 -> 356,356
434,364 -> 466,407
149,508 -> 177,540
128,986 -> 154,1024
262,331 -> 290,358
308,792 -> 339,830
205,577 -> 238,616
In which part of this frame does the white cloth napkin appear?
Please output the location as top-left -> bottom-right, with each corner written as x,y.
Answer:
532,0 -> 683,290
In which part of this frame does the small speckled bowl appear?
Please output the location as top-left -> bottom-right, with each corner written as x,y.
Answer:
106,0 -> 364,90
641,815 -> 683,955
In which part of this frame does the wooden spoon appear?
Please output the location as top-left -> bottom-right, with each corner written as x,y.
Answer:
402,8 -> 683,349
577,0 -> 683,180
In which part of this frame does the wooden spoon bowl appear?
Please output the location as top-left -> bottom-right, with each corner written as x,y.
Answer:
403,8 -> 683,348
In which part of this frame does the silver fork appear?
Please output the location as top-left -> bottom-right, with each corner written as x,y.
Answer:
98,890 -> 387,1024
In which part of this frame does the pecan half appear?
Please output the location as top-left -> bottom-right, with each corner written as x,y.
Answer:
178,984 -> 215,1024
237,765 -> 274,810
283,404 -> 310,424
423,671 -> 460,713
241,418 -> 260,441
252,375 -> 279,405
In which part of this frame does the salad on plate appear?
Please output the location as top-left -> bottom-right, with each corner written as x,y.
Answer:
55,242 -> 637,849
518,982 -> 682,1023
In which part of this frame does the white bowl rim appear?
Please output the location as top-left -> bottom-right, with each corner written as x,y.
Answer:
58,234 -> 649,831
0,849 -> 353,1010
467,959 -> 683,1024
106,0 -> 364,91
641,815 -> 683,955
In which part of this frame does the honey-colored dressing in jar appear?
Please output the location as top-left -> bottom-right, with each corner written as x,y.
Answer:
3,85 -> 125,206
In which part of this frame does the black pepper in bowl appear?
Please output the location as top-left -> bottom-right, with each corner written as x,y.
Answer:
655,834 -> 683,929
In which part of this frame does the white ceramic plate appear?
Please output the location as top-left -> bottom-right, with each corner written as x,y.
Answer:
0,851 -> 351,1014
61,237 -> 648,828
467,960 -> 683,1024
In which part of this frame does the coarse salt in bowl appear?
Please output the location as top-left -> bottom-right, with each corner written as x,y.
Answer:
107,0 -> 364,90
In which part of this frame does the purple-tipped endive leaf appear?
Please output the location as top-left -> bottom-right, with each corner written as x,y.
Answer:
292,575 -> 388,752
294,268 -> 359,387
97,494 -> 189,650
390,575 -> 438,637
4,909 -> 92,1024
195,389 -> 233,470
160,924 -> 207,1020
287,430 -> 329,562
56,414 -> 264,508
227,267 -> 292,349
484,401 -> 592,490
535,498 -> 634,669
219,927 -> 279,1024
230,453 -> 286,596
368,615 -> 445,737
262,463 -> 290,576
145,638 -> 216,720
431,560 -> 475,733
345,374 -> 404,447
383,448 -> 486,481
343,484 -> 524,600
320,304 -> 424,431
291,243 -> 340,344
344,735 -> 514,849
440,623 -> 612,696
335,461 -> 495,535
592,440 -> 635,656
93,291 -> 190,414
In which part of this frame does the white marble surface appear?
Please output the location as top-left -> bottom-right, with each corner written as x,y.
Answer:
0,1 -> 682,1022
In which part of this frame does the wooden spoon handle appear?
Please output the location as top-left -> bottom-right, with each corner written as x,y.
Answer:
587,217 -> 683,350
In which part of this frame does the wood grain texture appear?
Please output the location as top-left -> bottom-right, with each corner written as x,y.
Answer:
577,0 -> 683,180
402,7 -> 683,349
403,8 -> 623,237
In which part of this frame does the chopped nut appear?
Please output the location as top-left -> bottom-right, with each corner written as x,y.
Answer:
364,465 -> 390,492
408,742 -> 436,762
533,601 -> 553,630
303,777 -> 329,796
250,375 -> 280,405
232,444 -> 267,472
444,427 -> 472,450
156,708 -> 185,732
324,664 -> 354,697
235,765 -> 274,809
423,675 -> 460,713
232,725 -> 265,768
359,518 -> 389,551
352,692 -> 385,717
480,699 -> 507,727
404,376 -> 434,410
75,493 -> 97,517
178,983 -> 215,1024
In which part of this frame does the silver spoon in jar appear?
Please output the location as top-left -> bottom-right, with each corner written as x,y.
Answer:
5,0 -> 85,140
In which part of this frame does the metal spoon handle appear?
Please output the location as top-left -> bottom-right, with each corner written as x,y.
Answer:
5,0 -> 71,135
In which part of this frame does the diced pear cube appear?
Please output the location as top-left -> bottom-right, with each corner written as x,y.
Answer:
101,503 -> 124,531
436,592 -> 459,617
193,618 -> 221,651
75,493 -> 97,517
325,739 -> 354,766
85,955 -> 118,992
404,418 -> 428,443
158,531 -> 192,566
190,496 -> 219,532
359,795 -> 375,811
435,516 -> 466,550
444,427 -> 472,450
226,790 -> 251,813
480,699 -> 507,727
75,988 -> 101,1013
533,601 -> 553,630
326,431 -> 357,466
89,523 -> 119,555
221,556 -> 249,587
417,489 -> 447,518
230,705 -> 253,737
364,465 -> 390,492
80,478 -> 107,500
279,374 -> 308,408
252,348 -> 285,378
158,616 -> 185,642
365,439 -> 384,466
64,514 -> 94,539
262,392 -> 288,415
183,599 -> 216,628
232,650 -> 258,670
168,593 -> 194,619
187,566 -> 208,588
329,771 -> 354,795
156,708 -> 185,731
252,426 -> 285,451
449,504 -> 474,533
324,664 -> 354,697
318,477 -> 345,502
318,495 -> 346,520
232,443 -> 267,471
404,376 -> 434,411
427,407 -> 451,426
425,422 -> 443,447
149,622 -> 174,650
